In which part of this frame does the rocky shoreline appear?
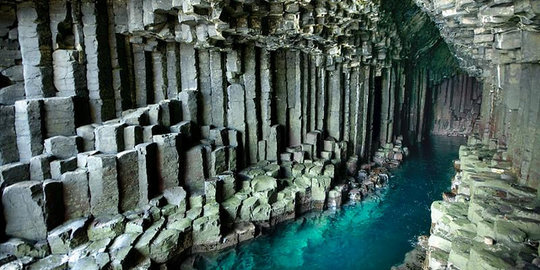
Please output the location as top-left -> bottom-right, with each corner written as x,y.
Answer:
0,137 -> 408,269
397,137 -> 540,270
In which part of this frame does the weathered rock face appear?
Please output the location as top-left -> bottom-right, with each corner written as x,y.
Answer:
430,74 -> 483,136
0,0 -> 538,268
425,138 -> 540,270
413,0 -> 540,190
0,0 -> 416,265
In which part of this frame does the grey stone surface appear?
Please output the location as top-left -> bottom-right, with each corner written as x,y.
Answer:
0,0 -> 538,266
0,84 -> 25,106
142,124 -> 166,142
183,145 -> 206,195
163,186 -> 187,207
50,157 -> 77,180
44,136 -> 81,159
95,123 -> 125,154
209,127 -> 228,146
116,150 -> 140,212
267,125 -> 282,161
52,50 -> 86,97
14,99 -> 43,161
76,151 -> 98,169
76,125 -> 98,152
17,1 -> 55,98
60,169 -> 90,220
170,120 -> 193,137
2,180 -> 62,241
178,90 -> 199,124
153,133 -> 180,191
30,154 -> 52,181
123,125 -> 143,150
87,154 -> 119,216
0,162 -> 29,187
0,105 -> 19,165
180,43 -> 197,91
135,142 -> 157,206
121,108 -> 149,126
47,218 -> 89,254
228,146 -> 237,172
43,97 -> 77,137
82,0 -> 115,122
210,146 -> 227,177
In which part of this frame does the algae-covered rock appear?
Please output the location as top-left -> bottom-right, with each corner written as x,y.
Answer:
149,229 -> 182,263
447,237 -> 472,269
222,196 -> 242,221
251,175 -> 277,192
428,235 -> 452,253
235,222 -> 256,242
203,202 -> 220,217
0,238 -> 47,259
87,215 -> 126,241
134,218 -> 165,256
192,214 -> 221,245
494,219 -> 528,244
47,218 -> 89,254
468,242 -> 514,270
251,203 -> 272,221
427,247 -> 448,270
240,197 -> 259,221
28,254 -> 68,270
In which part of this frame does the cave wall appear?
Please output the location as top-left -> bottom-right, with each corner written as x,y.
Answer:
414,0 -> 540,191
0,0 -> 435,247
430,74 -> 482,136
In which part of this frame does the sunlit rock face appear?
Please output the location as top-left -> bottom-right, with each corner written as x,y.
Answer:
0,0 -> 538,269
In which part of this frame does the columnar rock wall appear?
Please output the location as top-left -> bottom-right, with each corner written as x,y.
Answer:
430,74 -> 482,136
0,0 -> 432,260
0,3 -> 24,106
426,138 -> 540,269
414,0 -> 540,192
404,0 -> 540,269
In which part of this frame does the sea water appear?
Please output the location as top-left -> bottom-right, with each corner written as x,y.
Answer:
194,136 -> 464,270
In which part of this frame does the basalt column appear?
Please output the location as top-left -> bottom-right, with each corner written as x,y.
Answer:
0,0 -> 471,268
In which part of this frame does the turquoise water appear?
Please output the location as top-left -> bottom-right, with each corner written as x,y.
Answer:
195,136 -> 464,270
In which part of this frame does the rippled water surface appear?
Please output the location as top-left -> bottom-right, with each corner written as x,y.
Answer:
195,136 -> 464,270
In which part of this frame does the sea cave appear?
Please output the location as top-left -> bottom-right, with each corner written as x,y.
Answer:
0,0 -> 539,269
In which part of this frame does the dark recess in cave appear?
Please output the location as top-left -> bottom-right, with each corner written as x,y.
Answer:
372,75 -> 383,154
